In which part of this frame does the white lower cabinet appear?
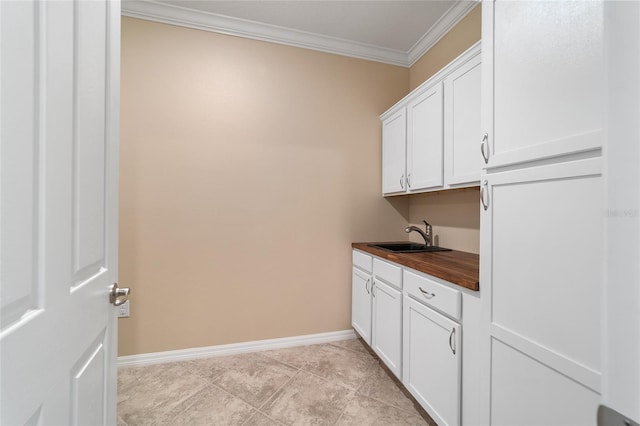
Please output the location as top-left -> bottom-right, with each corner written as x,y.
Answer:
352,250 -> 470,424
371,277 -> 402,378
404,297 -> 461,426
352,250 -> 373,344
403,270 -> 462,426
352,253 -> 404,379
352,266 -> 372,345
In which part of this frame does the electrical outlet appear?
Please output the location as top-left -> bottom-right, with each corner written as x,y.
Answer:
118,300 -> 130,318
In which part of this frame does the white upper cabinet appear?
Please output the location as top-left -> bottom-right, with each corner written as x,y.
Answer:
482,1 -> 604,169
444,53 -> 481,186
382,109 -> 407,195
407,83 -> 444,191
381,42 -> 481,196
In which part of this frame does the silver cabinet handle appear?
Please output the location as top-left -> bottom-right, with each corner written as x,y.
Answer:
481,133 -> 489,164
365,278 -> 370,294
449,328 -> 456,355
400,174 -> 405,189
372,280 -> 376,298
407,173 -> 411,188
480,180 -> 489,211
419,287 -> 435,299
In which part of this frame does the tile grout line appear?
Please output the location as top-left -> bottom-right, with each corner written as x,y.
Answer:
326,341 -> 372,357
241,408 -> 288,426
247,368 -> 303,426
256,350 -> 306,372
354,359 -> 420,416
353,358 -> 378,395
196,353 -> 299,414
250,348 -> 307,425
164,381 -> 237,425
256,371 -> 297,412
184,360 -> 264,424
298,344 -> 378,393
318,354 -> 378,425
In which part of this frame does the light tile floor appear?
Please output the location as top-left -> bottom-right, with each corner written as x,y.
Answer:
118,338 -> 436,426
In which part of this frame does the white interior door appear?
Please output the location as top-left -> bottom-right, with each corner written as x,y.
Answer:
1,1 -> 121,424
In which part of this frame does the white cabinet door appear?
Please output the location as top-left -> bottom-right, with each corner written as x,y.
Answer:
352,267 -> 372,345
382,109 -> 406,195
444,53 -> 481,186
406,83 -> 443,191
403,296 -> 461,426
371,279 -> 402,379
602,2 -> 640,421
479,158 -> 603,424
482,1 -> 604,169
490,339 -> 600,426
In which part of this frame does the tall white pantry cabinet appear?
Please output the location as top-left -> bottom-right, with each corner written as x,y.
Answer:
479,1 -> 605,424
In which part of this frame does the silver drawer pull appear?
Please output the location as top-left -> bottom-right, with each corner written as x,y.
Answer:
481,133 -> 489,164
418,287 -> 435,299
449,328 -> 456,355
480,180 -> 489,211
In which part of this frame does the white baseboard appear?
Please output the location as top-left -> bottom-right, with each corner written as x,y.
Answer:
117,329 -> 357,368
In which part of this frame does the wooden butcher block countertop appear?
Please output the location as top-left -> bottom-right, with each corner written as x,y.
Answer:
352,242 -> 479,292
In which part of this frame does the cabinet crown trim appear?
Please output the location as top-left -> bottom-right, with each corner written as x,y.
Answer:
380,41 -> 481,120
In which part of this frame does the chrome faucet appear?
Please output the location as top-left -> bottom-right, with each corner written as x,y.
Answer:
405,220 -> 432,247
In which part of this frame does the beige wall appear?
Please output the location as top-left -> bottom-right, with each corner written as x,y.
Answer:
406,5 -> 481,254
119,17 -> 410,356
406,189 -> 480,254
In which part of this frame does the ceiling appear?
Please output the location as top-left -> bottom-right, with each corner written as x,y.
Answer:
121,0 -> 477,67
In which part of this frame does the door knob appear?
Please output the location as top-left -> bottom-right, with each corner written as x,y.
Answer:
110,283 -> 130,306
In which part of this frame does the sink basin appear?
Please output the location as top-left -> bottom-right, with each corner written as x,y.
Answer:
370,243 -> 452,253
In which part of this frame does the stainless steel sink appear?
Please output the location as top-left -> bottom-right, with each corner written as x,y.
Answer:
370,243 -> 452,253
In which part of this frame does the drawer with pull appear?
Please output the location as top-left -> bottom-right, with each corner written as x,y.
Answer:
373,258 -> 402,289
353,250 -> 373,274
403,269 -> 461,320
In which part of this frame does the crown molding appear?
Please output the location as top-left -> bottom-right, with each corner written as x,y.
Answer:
407,1 -> 479,66
121,0 -> 478,68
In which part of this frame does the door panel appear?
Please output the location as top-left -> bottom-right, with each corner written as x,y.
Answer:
485,1 -> 604,168
407,83 -> 443,191
382,110 -> 406,195
403,296 -> 461,426
371,279 -> 402,378
489,159 -> 603,385
73,0 -> 108,281
0,0 -> 41,329
491,339 -> 599,426
352,267 -> 372,344
444,54 -> 481,186
0,1 -> 120,424
71,331 -> 107,426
